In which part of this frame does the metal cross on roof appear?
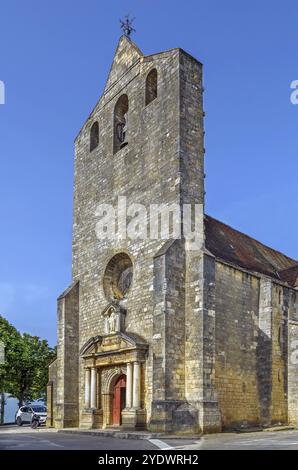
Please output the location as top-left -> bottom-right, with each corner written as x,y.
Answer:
120,15 -> 136,38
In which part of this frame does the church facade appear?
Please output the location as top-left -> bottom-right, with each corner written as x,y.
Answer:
47,36 -> 298,433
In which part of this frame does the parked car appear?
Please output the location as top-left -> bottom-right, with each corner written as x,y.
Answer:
15,405 -> 47,426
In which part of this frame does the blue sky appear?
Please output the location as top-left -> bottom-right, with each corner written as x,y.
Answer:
0,0 -> 297,346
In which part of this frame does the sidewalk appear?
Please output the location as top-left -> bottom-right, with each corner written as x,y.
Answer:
0,424 -> 58,433
59,427 -> 201,441
59,425 -> 296,440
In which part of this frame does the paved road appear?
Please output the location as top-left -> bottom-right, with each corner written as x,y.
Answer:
0,426 -> 196,450
1,426 -> 298,450
198,430 -> 298,450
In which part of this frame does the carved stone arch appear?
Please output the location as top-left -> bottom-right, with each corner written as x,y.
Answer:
102,366 -> 127,395
101,366 -> 127,427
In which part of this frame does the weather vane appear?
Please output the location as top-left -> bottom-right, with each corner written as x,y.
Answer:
120,14 -> 136,38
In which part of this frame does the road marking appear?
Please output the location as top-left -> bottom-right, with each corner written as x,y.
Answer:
38,439 -> 64,448
48,442 -> 65,448
173,441 -> 202,450
148,439 -> 174,450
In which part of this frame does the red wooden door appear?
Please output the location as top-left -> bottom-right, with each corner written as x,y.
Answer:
112,375 -> 126,425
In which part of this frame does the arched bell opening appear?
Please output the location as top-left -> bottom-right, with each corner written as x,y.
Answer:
113,94 -> 129,154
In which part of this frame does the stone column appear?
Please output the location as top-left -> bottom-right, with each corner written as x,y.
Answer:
132,361 -> 141,409
90,367 -> 97,409
97,369 -> 101,410
126,362 -> 133,408
84,368 -> 91,408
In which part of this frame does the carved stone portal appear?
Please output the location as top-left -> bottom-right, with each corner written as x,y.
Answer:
80,332 -> 148,430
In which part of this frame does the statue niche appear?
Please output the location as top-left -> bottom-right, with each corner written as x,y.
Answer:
103,304 -> 126,335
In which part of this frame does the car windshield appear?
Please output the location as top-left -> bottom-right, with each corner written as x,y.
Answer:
31,406 -> 47,413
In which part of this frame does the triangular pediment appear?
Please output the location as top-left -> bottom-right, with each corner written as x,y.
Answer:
104,35 -> 143,93
80,331 -> 147,357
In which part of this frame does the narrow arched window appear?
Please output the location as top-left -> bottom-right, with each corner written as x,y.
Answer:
278,326 -> 282,347
113,94 -> 129,154
145,69 -> 157,106
90,122 -> 99,152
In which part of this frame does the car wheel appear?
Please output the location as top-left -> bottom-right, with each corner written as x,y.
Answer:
16,416 -> 23,426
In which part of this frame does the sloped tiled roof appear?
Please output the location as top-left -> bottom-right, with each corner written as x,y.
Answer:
205,215 -> 298,287
278,266 -> 298,287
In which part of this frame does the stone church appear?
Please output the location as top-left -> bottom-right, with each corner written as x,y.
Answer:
47,36 -> 298,433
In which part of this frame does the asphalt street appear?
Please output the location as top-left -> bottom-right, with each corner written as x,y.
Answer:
0,426 -> 298,450
199,430 -> 298,450
0,426 -> 196,450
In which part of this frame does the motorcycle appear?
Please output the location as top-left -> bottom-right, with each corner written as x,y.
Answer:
31,414 -> 40,429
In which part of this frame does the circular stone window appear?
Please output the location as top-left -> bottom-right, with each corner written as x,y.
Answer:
103,253 -> 133,301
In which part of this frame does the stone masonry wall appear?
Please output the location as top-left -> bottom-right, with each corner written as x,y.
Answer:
55,282 -> 79,428
71,38 -> 205,428
270,283 -> 288,424
47,359 -> 57,427
51,36 -> 298,433
215,262 -> 262,429
214,261 -> 297,430
150,239 -> 186,432
287,290 -> 298,424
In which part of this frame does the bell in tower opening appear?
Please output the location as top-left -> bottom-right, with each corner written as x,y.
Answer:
114,94 -> 129,153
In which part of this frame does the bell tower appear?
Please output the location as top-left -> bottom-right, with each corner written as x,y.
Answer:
53,34 -> 211,433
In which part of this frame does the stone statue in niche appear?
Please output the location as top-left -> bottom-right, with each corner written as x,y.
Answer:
107,309 -> 117,334
103,303 -> 126,335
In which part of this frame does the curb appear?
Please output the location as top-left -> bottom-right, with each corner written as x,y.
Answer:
263,426 -> 296,433
233,426 -> 296,434
58,426 -> 297,439
59,429 -> 201,441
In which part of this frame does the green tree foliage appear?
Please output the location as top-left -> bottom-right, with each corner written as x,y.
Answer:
0,315 -> 56,407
